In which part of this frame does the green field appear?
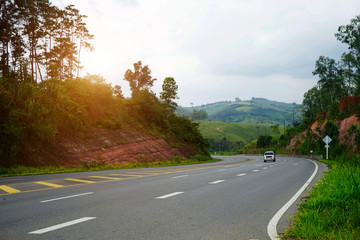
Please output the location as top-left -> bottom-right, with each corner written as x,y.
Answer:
198,121 -> 276,144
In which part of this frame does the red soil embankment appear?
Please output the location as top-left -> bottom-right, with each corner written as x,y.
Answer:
23,128 -> 198,167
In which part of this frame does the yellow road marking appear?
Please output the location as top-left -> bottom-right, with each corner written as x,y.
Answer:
0,159 -> 256,196
65,178 -> 95,183
0,185 -> 21,194
110,174 -> 146,177
35,181 -> 64,188
90,176 -> 122,180
126,172 -> 159,175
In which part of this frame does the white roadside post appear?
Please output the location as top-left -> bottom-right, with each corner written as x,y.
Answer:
323,135 -> 332,160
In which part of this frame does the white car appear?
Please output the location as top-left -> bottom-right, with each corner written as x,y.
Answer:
264,151 -> 276,162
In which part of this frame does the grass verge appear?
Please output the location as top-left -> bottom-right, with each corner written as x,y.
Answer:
0,155 -> 219,177
283,156 -> 360,239
212,151 -> 238,156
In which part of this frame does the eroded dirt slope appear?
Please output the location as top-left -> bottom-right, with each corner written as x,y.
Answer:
22,128 -> 198,167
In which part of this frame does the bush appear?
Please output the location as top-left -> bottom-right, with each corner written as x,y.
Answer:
257,135 -> 273,148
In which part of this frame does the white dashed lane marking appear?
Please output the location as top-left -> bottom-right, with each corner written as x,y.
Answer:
28,217 -> 96,234
237,173 -> 247,177
40,192 -> 94,203
252,169 -> 260,172
172,175 -> 188,179
209,180 -> 226,184
156,192 -> 184,199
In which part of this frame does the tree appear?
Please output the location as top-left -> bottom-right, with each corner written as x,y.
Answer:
272,125 -> 279,134
340,52 -> 356,96
302,86 -> 325,118
313,56 -> 345,104
256,135 -> 272,148
124,61 -> 156,95
191,109 -> 208,120
335,15 -> 360,94
114,85 -> 124,98
0,1 -> 93,81
160,77 -> 178,112
323,120 -> 339,141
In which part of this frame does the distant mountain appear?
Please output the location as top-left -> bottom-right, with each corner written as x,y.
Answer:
179,98 -> 301,125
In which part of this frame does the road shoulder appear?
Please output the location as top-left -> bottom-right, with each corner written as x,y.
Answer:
276,158 -> 328,237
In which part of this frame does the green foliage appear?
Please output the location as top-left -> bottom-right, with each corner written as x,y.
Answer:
284,157 -> 360,239
303,15 -> 360,119
0,0 -> 210,168
94,118 -> 122,130
191,109 -> 208,120
160,77 -> 179,112
172,156 -> 182,164
166,115 -> 210,155
0,156 -> 219,177
0,58 -> 211,167
208,137 -> 244,153
0,1 -> 93,81
256,135 -> 273,148
199,121 -> 278,152
323,120 -> 339,141
124,61 -> 156,95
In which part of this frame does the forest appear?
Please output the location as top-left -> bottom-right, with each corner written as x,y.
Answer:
245,15 -> 360,157
0,0 -> 209,167
302,15 -> 360,120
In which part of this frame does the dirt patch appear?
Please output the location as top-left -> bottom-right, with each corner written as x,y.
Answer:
338,96 -> 360,112
288,114 -> 360,151
339,115 -> 359,145
21,128 -> 199,167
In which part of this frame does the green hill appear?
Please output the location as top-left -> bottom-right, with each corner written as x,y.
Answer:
197,120 -> 281,152
198,121 -> 277,143
180,98 -> 301,125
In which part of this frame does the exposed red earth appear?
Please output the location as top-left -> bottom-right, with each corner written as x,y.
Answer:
288,97 -> 360,151
21,128 -> 198,167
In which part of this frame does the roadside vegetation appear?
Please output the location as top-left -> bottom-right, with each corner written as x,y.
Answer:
0,1 -> 209,169
0,155 -> 216,177
278,15 -> 360,239
283,156 -> 360,239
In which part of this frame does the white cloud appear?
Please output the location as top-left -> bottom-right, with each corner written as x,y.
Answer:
54,0 -> 360,106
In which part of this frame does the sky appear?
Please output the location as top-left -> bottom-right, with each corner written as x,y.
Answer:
54,0 -> 360,106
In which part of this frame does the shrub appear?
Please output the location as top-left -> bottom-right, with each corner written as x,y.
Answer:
257,135 -> 273,148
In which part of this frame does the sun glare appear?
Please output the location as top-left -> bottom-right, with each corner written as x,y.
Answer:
81,50 -> 111,76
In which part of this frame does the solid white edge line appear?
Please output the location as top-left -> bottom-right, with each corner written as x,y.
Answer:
156,192 -> 184,199
267,159 -> 319,240
28,217 -> 96,234
40,192 -> 94,203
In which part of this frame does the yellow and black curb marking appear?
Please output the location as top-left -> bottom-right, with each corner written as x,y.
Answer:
0,159 -> 255,196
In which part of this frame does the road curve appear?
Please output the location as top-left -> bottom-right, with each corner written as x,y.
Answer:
0,155 -> 327,240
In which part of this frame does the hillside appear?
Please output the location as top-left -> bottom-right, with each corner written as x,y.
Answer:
198,121 -> 275,143
20,128 -> 198,168
180,98 -> 301,125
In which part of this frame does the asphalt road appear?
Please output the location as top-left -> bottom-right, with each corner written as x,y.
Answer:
0,155 -> 327,240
